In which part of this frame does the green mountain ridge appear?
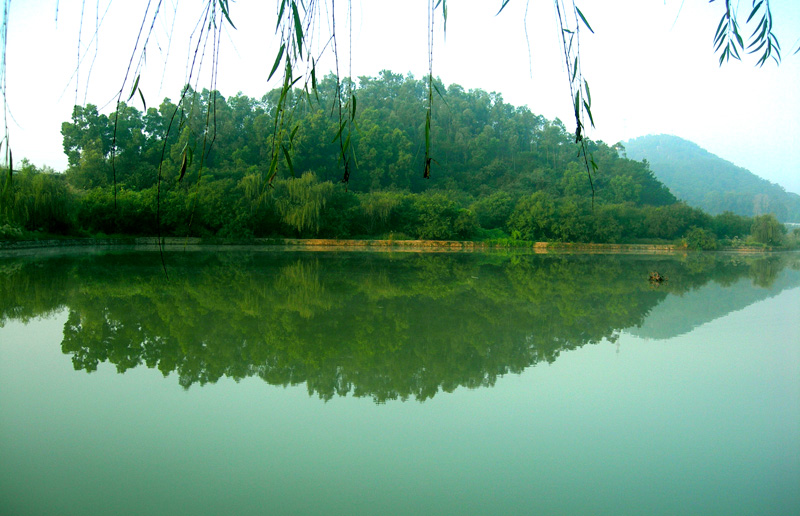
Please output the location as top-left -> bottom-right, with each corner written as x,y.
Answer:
624,134 -> 800,222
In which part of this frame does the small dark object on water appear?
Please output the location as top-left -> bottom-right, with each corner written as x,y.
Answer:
649,271 -> 667,283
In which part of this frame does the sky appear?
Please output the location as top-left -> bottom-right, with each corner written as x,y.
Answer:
5,0 -> 800,194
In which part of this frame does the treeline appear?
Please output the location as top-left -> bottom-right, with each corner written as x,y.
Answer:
0,71 -> 793,246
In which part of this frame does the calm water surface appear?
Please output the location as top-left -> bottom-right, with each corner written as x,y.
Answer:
1,249 -> 798,515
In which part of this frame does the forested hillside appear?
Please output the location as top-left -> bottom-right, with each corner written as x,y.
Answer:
625,134 -> 800,222
0,72 -> 788,246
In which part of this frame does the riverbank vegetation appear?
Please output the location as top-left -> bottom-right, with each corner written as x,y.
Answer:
1,72 -> 797,249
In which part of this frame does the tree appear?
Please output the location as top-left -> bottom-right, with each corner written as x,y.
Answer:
750,214 -> 786,245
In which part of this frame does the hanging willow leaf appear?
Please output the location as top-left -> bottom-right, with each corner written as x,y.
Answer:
276,0 -> 287,31
310,59 -> 318,95
178,152 -> 188,182
733,24 -> 744,49
746,1 -> 763,24
584,79 -> 591,106
749,18 -> 767,45
432,81 -> 449,107
573,91 -> 580,118
269,44 -> 285,81
128,74 -> 140,102
425,110 -> 431,155
583,100 -> 595,127
267,154 -> 279,184
714,12 -> 728,42
575,6 -> 594,34
138,88 -> 147,111
291,1 -> 303,56
218,0 -> 236,29
342,132 -> 352,157
281,144 -> 295,177
497,0 -> 510,16
331,119 -> 347,143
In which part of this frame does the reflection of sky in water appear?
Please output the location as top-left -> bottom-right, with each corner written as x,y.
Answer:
1,254 -> 798,515
627,269 -> 800,339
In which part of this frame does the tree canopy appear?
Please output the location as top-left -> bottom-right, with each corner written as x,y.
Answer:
0,71 -> 793,247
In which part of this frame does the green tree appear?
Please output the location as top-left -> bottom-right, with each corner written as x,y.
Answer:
507,191 -> 557,241
750,214 -> 786,245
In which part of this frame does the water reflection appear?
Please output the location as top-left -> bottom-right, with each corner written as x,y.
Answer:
1,249 -> 798,401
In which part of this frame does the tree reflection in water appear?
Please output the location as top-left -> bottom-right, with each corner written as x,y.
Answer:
1,249 -> 797,402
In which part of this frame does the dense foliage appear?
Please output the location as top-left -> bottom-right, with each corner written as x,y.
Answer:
0,72 -> 790,245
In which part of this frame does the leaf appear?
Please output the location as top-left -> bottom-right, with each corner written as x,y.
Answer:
584,79 -> 591,106
269,44 -> 285,81
281,144 -> 295,177
292,1 -> 303,55
128,74 -> 140,102
432,81 -> 449,107
714,14 -> 727,42
733,24 -> 744,48
218,0 -> 236,29
748,38 -> 767,54
573,91 -> 580,117
290,123 -> 299,143
496,0 -> 510,16
425,110 -> 431,155
575,6 -> 594,34
351,93 -> 357,120
276,0 -> 287,31
178,151 -> 188,182
310,59 -> 318,93
572,56 -> 578,81
746,1 -> 763,24
267,154 -> 279,183
138,88 -> 147,111
583,100 -> 595,128
331,119 -> 347,143
342,132 -> 351,156
748,18 -> 767,46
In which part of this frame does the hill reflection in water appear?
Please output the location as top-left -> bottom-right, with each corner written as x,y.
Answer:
1,249 -> 797,402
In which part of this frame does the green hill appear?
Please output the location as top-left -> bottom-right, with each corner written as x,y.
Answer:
624,134 -> 800,222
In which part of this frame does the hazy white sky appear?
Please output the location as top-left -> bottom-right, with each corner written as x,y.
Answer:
5,0 -> 800,193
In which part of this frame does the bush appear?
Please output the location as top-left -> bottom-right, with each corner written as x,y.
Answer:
0,223 -> 24,240
683,227 -> 718,250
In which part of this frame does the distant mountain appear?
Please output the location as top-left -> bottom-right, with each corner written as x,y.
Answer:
624,134 -> 800,222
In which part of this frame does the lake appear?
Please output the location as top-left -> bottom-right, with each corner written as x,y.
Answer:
1,248 -> 798,515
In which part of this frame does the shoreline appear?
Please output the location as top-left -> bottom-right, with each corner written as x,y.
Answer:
0,236 -> 781,254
